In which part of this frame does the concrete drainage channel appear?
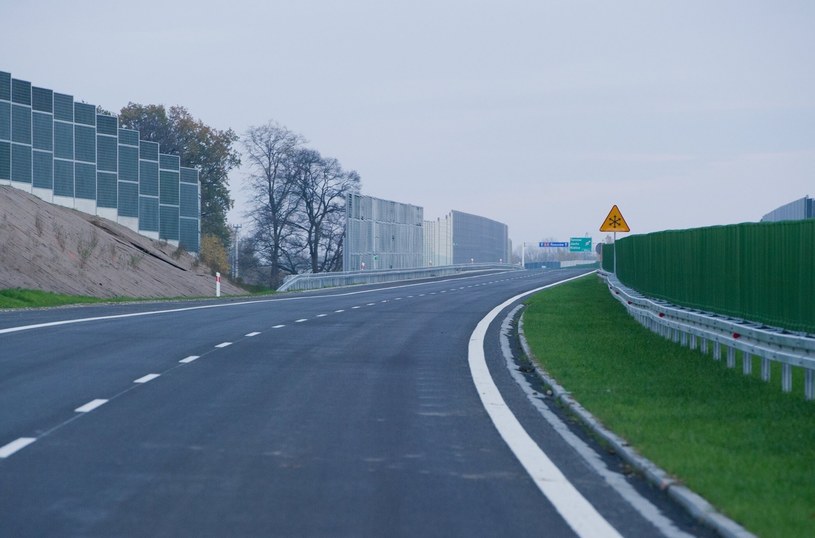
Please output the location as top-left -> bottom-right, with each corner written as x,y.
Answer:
506,305 -> 755,538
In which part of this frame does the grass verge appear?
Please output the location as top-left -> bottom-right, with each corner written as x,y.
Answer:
0,288 -> 112,309
523,274 -> 815,538
0,287 -> 272,310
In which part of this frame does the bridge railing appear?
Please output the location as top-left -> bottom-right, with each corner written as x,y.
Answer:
278,263 -> 520,292
600,271 -> 815,401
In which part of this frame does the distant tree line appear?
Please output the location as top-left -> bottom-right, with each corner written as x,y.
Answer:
118,106 -> 360,287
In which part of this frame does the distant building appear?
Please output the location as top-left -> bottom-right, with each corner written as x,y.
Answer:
761,196 -> 814,222
343,194 -> 512,271
0,70 -> 200,252
424,210 -> 510,266
423,213 -> 453,267
343,193 -> 424,271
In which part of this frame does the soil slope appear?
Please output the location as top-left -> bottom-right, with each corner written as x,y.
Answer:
0,186 -> 243,298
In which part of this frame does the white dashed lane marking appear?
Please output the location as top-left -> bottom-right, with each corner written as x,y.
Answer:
133,373 -> 160,384
0,438 -> 37,458
74,399 -> 108,413
1,274 -> 519,460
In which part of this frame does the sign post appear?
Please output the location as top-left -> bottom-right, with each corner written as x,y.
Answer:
599,205 -> 631,275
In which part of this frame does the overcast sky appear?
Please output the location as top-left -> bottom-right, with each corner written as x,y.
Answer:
4,0 -> 813,250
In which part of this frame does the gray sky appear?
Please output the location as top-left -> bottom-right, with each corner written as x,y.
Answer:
4,0 -> 814,250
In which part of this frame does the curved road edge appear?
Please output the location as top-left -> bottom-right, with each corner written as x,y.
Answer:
468,272 -> 622,538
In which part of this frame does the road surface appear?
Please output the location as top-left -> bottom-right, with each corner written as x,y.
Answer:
0,269 -> 711,537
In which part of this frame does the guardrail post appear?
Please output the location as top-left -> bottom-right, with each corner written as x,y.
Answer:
806,370 -> 814,401
782,364 -> 792,393
761,358 -> 771,382
726,346 -> 735,368
680,331 -> 688,347
743,353 -> 752,376
689,334 -> 697,351
700,338 -> 708,355
713,342 -> 721,361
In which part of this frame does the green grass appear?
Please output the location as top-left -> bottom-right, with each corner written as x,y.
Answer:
0,287 -> 270,310
523,275 -> 815,538
0,288 -> 113,309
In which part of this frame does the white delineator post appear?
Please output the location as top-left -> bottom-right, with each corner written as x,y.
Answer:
216,272 -> 221,297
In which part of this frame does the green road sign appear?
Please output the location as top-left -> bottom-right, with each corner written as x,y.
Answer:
569,237 -> 592,252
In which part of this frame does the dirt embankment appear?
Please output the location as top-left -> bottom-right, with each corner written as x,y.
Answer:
0,186 -> 244,298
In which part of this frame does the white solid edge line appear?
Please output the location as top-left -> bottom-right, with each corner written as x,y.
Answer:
467,271 -> 620,538
0,437 -> 37,458
75,399 -> 109,413
500,308 -> 693,538
134,373 -> 160,384
179,355 -> 200,363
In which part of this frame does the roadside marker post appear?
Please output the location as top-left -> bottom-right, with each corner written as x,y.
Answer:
216,272 -> 221,297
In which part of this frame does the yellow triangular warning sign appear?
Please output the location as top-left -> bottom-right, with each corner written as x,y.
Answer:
600,205 -> 630,232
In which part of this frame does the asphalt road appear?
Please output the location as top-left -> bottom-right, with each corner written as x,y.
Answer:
0,269 -> 711,537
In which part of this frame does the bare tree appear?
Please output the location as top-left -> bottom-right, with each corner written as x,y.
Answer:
243,120 -> 361,282
319,206 -> 347,272
291,150 -> 361,273
243,122 -> 303,287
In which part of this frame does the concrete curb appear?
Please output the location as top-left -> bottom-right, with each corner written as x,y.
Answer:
516,310 -> 756,538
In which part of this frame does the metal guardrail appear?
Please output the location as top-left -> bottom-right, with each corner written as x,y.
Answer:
599,271 -> 815,401
277,263 -> 521,292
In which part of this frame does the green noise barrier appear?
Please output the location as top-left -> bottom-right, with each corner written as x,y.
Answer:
602,220 -> 815,334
